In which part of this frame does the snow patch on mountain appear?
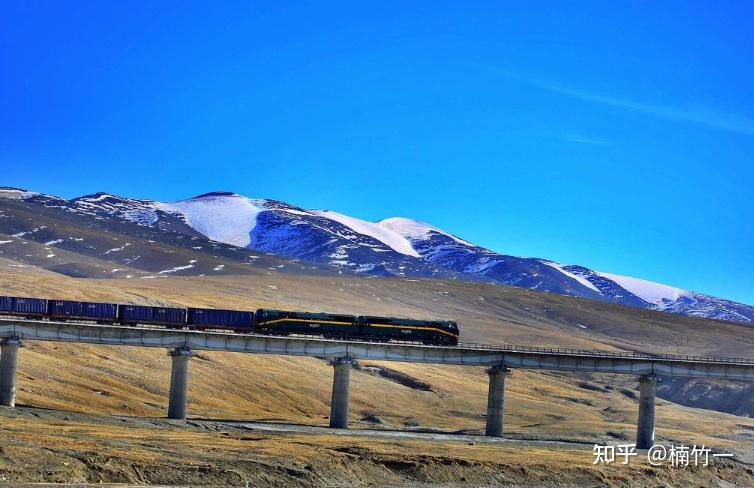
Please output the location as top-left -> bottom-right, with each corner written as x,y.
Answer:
379,217 -> 473,246
156,194 -> 266,248
313,211 -> 420,257
72,193 -> 161,226
0,187 -> 67,206
0,188 -> 39,200
463,256 -> 505,274
597,272 -> 687,305
159,263 -> 196,274
541,260 -> 601,293
82,193 -> 118,202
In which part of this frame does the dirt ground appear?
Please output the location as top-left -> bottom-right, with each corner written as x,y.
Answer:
2,406 -> 753,487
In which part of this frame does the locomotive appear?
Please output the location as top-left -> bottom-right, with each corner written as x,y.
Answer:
0,295 -> 460,346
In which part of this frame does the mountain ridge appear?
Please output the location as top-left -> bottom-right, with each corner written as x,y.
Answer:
1,186 -> 752,324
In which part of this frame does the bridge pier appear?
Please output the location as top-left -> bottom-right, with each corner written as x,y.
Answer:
0,337 -> 22,407
329,357 -> 353,429
485,366 -> 512,437
636,373 -> 659,449
167,347 -> 193,420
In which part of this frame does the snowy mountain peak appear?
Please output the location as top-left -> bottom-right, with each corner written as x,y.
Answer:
596,271 -> 688,305
156,194 -> 267,248
312,211 -> 420,257
0,187 -> 67,206
539,260 -> 601,293
73,192 -> 153,205
379,217 -> 474,247
0,187 -> 36,200
0,186 -> 31,193
71,193 -> 162,226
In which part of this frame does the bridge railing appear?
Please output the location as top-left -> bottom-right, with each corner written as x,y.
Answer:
455,342 -> 754,365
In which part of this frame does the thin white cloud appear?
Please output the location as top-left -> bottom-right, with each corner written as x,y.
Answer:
487,67 -> 754,136
537,81 -> 754,136
557,133 -> 611,146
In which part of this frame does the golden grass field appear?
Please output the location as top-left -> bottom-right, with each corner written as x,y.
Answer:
2,261 -> 754,486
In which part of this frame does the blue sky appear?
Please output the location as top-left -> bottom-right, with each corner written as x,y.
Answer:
1,2 -> 753,304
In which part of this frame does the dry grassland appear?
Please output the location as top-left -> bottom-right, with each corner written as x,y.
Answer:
2,263 -> 754,486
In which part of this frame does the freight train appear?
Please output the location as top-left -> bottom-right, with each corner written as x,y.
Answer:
0,295 -> 460,345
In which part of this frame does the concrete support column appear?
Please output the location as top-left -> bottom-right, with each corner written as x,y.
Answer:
329,357 -> 353,429
485,365 -> 512,437
636,373 -> 659,449
167,347 -> 193,420
0,337 -> 22,407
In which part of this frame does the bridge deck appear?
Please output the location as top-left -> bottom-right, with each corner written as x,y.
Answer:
3,318 -> 754,379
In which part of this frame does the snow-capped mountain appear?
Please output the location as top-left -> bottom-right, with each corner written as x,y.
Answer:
380,217 -> 754,323
67,191 -> 462,279
0,187 -> 332,279
379,218 -> 606,300
3,187 -> 753,324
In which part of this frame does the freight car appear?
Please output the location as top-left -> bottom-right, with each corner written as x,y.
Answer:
0,296 -> 47,318
118,304 -> 186,327
187,307 -> 254,331
47,299 -> 118,323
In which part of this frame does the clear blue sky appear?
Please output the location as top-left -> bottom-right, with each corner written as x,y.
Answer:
1,2 -> 752,305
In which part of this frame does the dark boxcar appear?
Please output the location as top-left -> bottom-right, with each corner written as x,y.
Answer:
12,297 -> 47,317
358,316 -> 459,345
255,309 -> 357,337
47,299 -> 118,322
187,307 -> 254,331
118,305 -> 186,326
0,296 -> 13,313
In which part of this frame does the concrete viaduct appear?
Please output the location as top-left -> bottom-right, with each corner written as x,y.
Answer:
3,318 -> 754,449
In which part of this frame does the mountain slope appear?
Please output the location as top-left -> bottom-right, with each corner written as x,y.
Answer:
380,217 -> 754,324
0,189 -> 334,280
379,218 -> 607,300
2,186 -> 752,324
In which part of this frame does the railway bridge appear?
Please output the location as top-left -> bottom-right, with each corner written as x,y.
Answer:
3,318 -> 754,449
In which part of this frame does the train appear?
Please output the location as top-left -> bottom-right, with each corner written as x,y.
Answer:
0,295 -> 460,345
